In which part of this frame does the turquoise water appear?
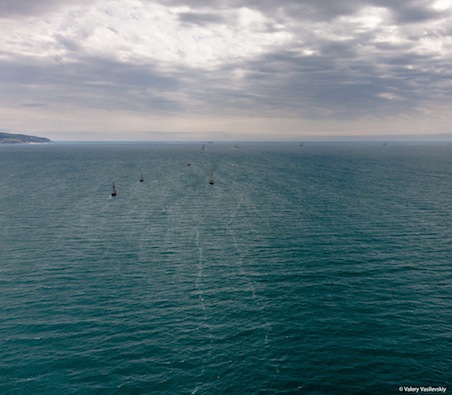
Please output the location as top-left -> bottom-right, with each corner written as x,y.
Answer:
1,142 -> 451,394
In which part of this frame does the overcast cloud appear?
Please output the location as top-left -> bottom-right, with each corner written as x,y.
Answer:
1,0 -> 452,140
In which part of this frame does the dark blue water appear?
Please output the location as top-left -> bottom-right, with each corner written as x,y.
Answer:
1,142 -> 451,394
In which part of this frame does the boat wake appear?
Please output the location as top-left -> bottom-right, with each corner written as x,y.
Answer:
194,227 -> 214,384
225,192 -> 274,348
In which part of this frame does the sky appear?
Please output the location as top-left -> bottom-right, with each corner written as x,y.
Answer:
2,0 -> 452,141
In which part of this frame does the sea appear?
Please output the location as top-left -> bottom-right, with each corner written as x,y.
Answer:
0,142 -> 451,394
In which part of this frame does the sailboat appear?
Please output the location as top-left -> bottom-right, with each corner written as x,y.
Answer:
201,144 -> 205,153
140,173 -> 144,182
111,183 -> 117,196
209,166 -> 214,185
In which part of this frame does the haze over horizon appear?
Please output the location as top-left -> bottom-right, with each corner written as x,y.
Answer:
2,0 -> 452,141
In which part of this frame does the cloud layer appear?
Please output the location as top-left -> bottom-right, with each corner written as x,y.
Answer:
1,0 -> 452,140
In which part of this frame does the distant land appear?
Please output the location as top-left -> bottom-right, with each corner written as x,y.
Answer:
0,132 -> 52,144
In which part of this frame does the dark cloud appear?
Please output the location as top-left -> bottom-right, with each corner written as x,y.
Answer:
1,26 -> 448,122
0,53 -> 185,113
2,0 -> 452,137
157,0 -> 447,25
370,0 -> 447,24
4,0 -> 446,29
55,35 -> 82,53
0,0 -> 57,17
187,30 -> 449,121
177,11 -> 226,26
0,0 -> 96,18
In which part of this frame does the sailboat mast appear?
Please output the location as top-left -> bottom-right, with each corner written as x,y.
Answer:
209,166 -> 214,185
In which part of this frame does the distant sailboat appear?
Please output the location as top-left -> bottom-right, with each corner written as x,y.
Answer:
140,173 -> 144,182
201,144 -> 205,153
111,183 -> 117,196
209,166 -> 214,185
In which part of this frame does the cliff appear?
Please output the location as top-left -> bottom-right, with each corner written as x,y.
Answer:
0,132 -> 52,144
